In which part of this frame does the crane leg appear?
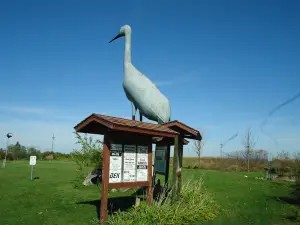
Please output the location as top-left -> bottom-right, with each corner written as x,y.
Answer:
131,103 -> 137,120
139,111 -> 143,122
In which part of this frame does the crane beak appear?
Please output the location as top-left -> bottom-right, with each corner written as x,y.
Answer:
109,34 -> 121,43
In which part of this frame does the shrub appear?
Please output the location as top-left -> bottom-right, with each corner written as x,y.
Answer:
70,132 -> 103,187
224,165 -> 242,172
45,154 -> 54,160
106,178 -> 219,225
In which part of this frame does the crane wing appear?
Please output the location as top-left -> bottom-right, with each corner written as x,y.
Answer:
123,64 -> 171,123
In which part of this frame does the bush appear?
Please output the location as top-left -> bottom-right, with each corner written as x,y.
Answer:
70,132 -> 103,187
106,178 -> 219,225
224,165 -> 242,172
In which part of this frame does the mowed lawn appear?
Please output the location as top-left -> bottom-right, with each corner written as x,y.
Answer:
0,160 -> 298,225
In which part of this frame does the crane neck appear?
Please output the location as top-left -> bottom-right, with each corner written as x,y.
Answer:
124,33 -> 131,64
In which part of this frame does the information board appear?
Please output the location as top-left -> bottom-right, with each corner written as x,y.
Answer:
155,146 -> 167,174
136,145 -> 148,181
123,145 -> 137,182
109,144 -> 123,183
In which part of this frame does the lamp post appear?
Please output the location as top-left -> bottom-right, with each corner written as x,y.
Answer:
2,133 -> 13,168
51,134 -> 55,152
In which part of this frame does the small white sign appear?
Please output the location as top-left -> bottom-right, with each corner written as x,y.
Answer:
123,170 -> 136,181
123,145 -> 136,182
136,145 -> 148,181
29,156 -> 36,166
137,165 -> 148,181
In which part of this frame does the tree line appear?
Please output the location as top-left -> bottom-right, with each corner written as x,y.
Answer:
0,141 -> 70,161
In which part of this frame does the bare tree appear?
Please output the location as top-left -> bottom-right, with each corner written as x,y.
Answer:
276,150 -> 290,160
243,128 -> 257,172
193,138 -> 204,167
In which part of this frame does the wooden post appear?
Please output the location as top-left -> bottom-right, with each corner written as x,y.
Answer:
146,141 -> 153,205
165,144 -> 171,185
100,135 -> 110,224
171,135 -> 179,203
177,139 -> 183,199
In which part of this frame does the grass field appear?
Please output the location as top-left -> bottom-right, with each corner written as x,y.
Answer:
0,160 -> 299,225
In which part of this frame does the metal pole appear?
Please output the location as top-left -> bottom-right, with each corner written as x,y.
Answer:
268,161 -> 272,179
31,165 -> 34,180
220,143 -> 223,158
171,136 -> 179,203
51,134 -> 55,152
2,136 -> 10,168
219,143 -> 223,170
247,144 -> 250,173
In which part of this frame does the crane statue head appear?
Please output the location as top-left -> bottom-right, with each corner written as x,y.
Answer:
109,25 -> 131,43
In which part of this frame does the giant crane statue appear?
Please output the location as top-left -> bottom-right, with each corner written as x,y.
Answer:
109,25 -> 171,124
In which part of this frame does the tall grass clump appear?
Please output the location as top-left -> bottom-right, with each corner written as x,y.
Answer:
106,178 -> 219,225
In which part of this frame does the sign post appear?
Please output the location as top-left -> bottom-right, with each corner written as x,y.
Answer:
29,156 -> 36,180
2,133 -> 13,169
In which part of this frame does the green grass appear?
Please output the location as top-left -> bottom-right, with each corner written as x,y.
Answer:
0,160 -> 299,225
184,170 -> 299,225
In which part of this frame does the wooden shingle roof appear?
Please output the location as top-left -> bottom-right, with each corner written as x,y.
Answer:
74,113 -> 178,138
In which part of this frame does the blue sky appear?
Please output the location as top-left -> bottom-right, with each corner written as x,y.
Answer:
0,0 -> 299,156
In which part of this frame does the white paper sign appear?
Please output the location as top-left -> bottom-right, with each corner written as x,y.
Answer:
29,156 -> 36,166
109,144 -> 122,183
109,169 -> 122,183
137,146 -> 148,181
123,145 -> 136,182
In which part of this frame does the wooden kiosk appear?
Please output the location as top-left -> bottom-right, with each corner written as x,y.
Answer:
74,114 -> 202,224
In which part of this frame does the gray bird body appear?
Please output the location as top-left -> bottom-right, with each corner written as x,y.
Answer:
110,25 -> 171,124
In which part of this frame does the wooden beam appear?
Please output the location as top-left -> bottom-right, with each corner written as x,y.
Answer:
100,135 -> 110,224
74,115 -> 113,132
108,181 -> 148,189
163,120 -> 199,136
165,144 -> 171,185
146,141 -> 153,205
113,126 -> 177,138
171,135 -> 179,203
177,140 -> 183,200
